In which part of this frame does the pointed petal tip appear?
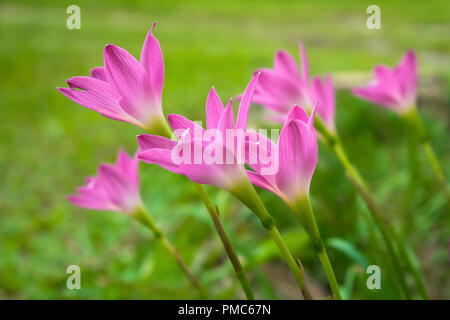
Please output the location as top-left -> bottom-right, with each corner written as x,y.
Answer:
136,134 -> 148,144
208,86 -> 217,95
103,44 -> 122,56
167,113 -> 176,122
147,22 -> 157,36
67,194 -> 79,205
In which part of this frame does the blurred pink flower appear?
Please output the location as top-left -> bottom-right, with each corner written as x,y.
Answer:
247,105 -> 318,204
68,149 -> 142,214
58,23 -> 166,131
137,75 -> 260,191
352,50 -> 418,114
252,43 -> 336,132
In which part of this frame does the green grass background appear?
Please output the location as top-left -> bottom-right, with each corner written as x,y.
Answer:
0,0 -> 448,299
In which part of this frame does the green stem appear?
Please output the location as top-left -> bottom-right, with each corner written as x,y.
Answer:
334,141 -> 411,299
402,108 -> 449,202
133,206 -> 208,298
390,228 -> 429,299
144,114 -> 173,138
231,179 -> 312,300
145,122 -> 254,299
290,197 -> 342,299
194,183 -> 255,300
423,142 -> 450,201
314,117 -> 413,299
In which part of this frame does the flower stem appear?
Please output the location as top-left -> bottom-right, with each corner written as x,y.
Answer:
133,206 -> 208,298
390,228 -> 429,299
402,108 -> 449,202
194,183 -> 255,300
231,179 -> 313,300
145,123 -> 254,299
314,118 -> 413,299
290,197 -> 342,299
423,142 -> 450,201
145,114 -> 173,138
334,141 -> 412,299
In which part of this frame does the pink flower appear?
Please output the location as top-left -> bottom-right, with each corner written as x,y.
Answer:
352,50 -> 418,114
68,149 -> 142,214
247,105 -> 318,204
252,43 -> 336,132
58,23 -> 166,132
137,75 -> 260,191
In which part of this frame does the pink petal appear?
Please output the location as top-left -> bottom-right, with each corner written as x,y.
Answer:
140,22 -> 164,101
91,67 -> 108,82
72,176 -> 112,209
251,90 -> 290,113
115,149 -> 139,193
180,162 -> 228,189
275,119 -> 318,198
104,44 -> 154,120
217,102 -> 235,133
244,134 -> 278,176
311,76 -> 335,131
351,86 -> 398,109
274,50 -> 301,81
264,111 -> 286,124
374,65 -> 395,86
137,134 -> 176,151
90,67 -> 107,82
236,73 -> 260,130
97,164 -> 134,209
284,105 -> 309,126
138,148 -> 183,175
397,50 -> 417,100
247,171 -> 281,197
256,69 -> 303,107
67,194 -> 117,211
168,114 -> 205,138
299,42 -> 309,84
206,87 -> 225,129
58,77 -> 141,127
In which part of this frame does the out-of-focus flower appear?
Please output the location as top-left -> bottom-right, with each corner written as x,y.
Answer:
310,75 -> 335,132
352,50 -> 418,114
68,149 -> 142,214
58,23 -> 169,134
251,43 -> 336,132
137,74 -> 260,191
247,105 -> 318,204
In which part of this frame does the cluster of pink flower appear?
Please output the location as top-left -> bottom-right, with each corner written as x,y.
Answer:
60,24 -> 419,215
58,23 -> 441,300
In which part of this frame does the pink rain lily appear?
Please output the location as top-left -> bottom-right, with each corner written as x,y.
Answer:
68,149 -> 142,214
352,50 -> 418,114
58,23 -> 167,132
137,75 -> 260,191
252,43 -> 336,132
247,105 -> 318,204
